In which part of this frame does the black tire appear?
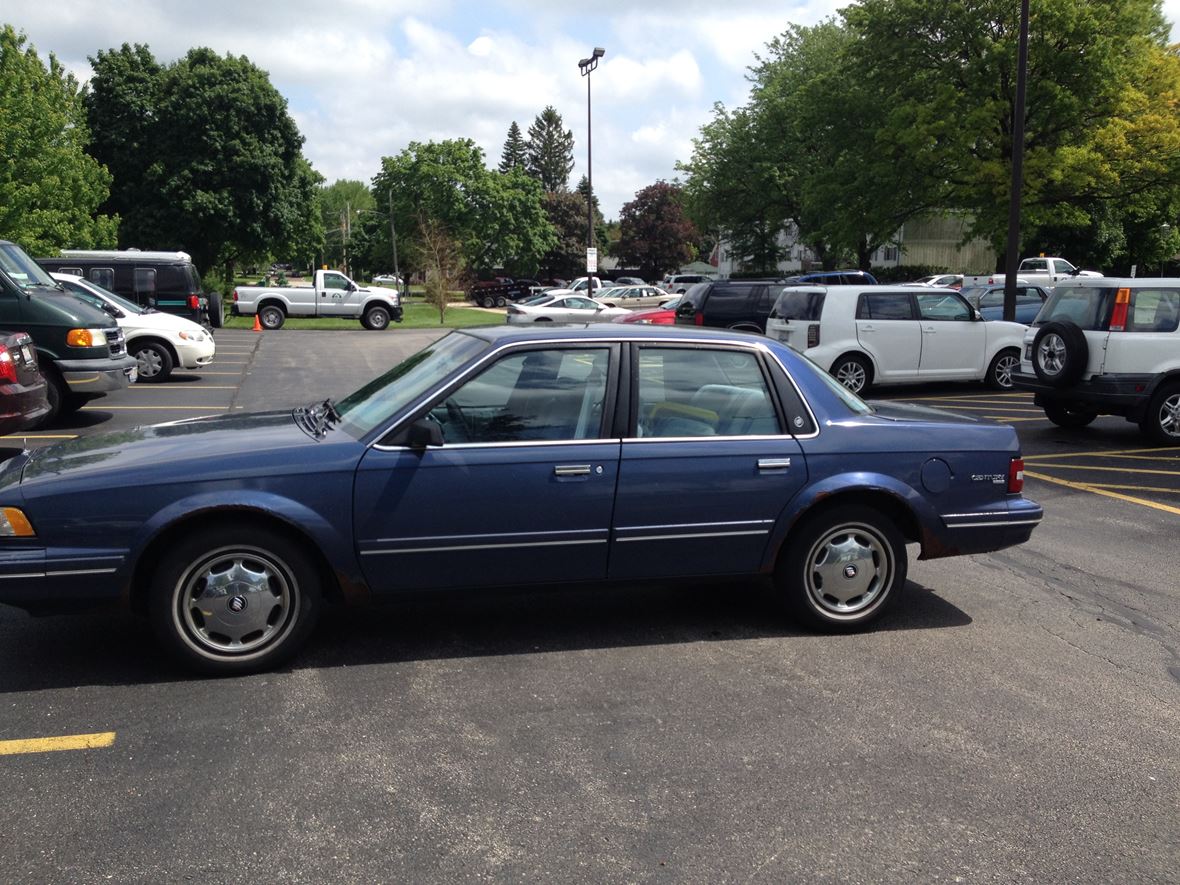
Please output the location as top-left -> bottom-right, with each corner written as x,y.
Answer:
1043,402 -> 1097,428
1139,382 -> 1180,446
207,293 -> 224,329
495,295 -> 507,308
148,523 -> 322,675
258,304 -> 286,330
986,347 -> 1020,390
1031,320 -> 1088,387
830,353 -> 872,395
39,366 -> 67,427
363,305 -> 391,331
133,341 -> 174,383
482,295 -> 495,308
776,504 -> 907,630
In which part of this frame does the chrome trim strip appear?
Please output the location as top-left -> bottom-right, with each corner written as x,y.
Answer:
621,434 -> 792,444
616,530 -> 770,542
377,438 -> 618,452
0,572 -> 46,580
362,539 -> 608,555
373,528 -> 606,543
616,519 -> 773,532
944,518 -> 1043,528
44,567 -> 119,577
941,512 -> 1012,519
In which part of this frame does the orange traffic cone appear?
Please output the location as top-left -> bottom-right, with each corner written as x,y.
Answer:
252,314 -> 262,332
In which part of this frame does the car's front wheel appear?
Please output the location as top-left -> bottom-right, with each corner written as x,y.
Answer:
363,305 -> 391,330
776,505 -> 907,629
149,524 -> 322,675
1140,382 -> 1180,445
133,341 -> 174,382
987,348 -> 1020,390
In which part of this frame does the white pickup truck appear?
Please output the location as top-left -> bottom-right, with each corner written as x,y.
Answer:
231,269 -> 403,330
1016,256 -> 1103,284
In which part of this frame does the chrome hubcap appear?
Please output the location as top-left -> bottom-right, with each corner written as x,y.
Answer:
137,348 -> 163,377
1037,334 -> 1066,375
804,523 -> 893,618
836,362 -> 866,392
1159,393 -> 1180,438
175,546 -> 297,656
995,354 -> 1019,388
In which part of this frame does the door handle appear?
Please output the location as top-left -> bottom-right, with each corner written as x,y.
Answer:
757,458 -> 791,470
554,464 -> 592,477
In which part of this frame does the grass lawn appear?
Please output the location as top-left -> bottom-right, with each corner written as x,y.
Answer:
220,303 -> 504,331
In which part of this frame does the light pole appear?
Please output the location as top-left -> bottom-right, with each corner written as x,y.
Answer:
578,47 -> 605,277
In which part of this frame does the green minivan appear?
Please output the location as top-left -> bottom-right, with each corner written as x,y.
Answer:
0,240 -> 137,427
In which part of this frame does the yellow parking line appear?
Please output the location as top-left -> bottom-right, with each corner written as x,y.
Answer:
0,731 -> 116,756
910,393 -> 1030,401
1025,446 -> 1179,460
1026,463 -> 1180,476
129,386 -> 239,391
80,406 -> 230,411
1084,483 -> 1180,493
195,372 -> 246,376
1026,470 -> 1180,516
984,416 -> 1044,422
0,434 -> 78,440
928,405 -> 1043,413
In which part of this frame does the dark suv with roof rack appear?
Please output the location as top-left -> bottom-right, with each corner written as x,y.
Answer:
673,279 -> 790,333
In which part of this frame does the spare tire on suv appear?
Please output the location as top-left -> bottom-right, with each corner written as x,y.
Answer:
1031,320 -> 1088,387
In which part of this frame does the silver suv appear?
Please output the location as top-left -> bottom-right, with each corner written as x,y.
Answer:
1012,278 -> 1180,443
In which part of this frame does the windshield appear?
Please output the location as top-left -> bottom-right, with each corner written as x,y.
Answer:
62,277 -> 147,315
0,242 -> 60,290
335,331 -> 491,437
1035,285 -> 1114,329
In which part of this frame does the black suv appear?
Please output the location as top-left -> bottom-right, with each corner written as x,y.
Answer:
38,250 -> 221,328
674,279 -> 789,333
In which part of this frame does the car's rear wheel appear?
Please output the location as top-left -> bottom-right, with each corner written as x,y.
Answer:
1032,320 -> 1088,387
987,347 -> 1020,390
149,524 -> 322,675
776,505 -> 907,629
1139,383 -> 1180,446
830,354 -> 872,395
133,341 -> 174,383
1043,402 -> 1097,428
363,305 -> 391,331
495,295 -> 507,307
481,295 -> 496,308
258,305 -> 286,330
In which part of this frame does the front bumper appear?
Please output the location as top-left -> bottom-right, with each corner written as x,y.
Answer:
1012,370 -> 1155,419
175,338 -> 217,370
57,355 -> 138,394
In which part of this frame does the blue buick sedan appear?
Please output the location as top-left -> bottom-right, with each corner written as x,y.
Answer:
0,326 -> 1042,674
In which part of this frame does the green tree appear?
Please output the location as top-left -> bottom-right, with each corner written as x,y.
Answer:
372,139 -> 556,278
616,182 -> 699,281
526,106 -> 575,192
86,45 -> 320,278
317,179 -> 373,270
842,0 -> 1180,268
539,190 -> 591,278
575,174 -> 609,250
499,121 -> 527,173
0,26 -> 118,254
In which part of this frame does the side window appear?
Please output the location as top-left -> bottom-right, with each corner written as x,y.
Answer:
322,273 -> 349,290
753,286 -> 772,313
134,268 -> 156,297
857,293 -> 915,320
1128,289 -> 1180,333
1024,259 -> 1048,272
430,348 -> 610,443
916,292 -> 971,321
58,266 -> 83,276
979,292 -> 1003,308
89,267 -> 115,289
636,347 -> 781,438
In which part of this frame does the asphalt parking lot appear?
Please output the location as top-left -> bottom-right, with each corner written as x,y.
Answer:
1,327 -> 1177,883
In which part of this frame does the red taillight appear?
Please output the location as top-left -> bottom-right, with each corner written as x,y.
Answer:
0,345 -> 16,384
1008,458 -> 1024,494
189,295 -> 201,309
1109,287 -> 1131,331
694,310 -> 704,326
807,323 -> 820,348
232,289 -> 239,302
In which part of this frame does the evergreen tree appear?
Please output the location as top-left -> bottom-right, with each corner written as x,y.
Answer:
526,106 -> 575,192
498,121 -> 527,173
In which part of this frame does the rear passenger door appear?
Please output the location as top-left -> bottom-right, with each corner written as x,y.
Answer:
854,291 -> 921,381
609,344 -> 806,579
914,291 -> 986,380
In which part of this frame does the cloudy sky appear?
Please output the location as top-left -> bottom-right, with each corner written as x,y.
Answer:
7,1 -> 1180,219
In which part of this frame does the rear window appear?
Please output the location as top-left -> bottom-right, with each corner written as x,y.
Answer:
1036,286 -> 1114,330
770,288 -> 826,320
1126,288 -> 1180,333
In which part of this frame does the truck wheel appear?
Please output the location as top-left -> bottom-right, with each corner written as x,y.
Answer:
258,305 -> 285,330
495,295 -> 507,308
363,305 -> 391,331
207,294 -> 224,329
1031,320 -> 1087,387
481,295 -> 495,308
133,341 -> 174,383
1139,383 -> 1180,445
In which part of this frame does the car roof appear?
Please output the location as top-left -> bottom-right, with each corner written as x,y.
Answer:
1054,277 -> 1180,288
460,323 -> 770,347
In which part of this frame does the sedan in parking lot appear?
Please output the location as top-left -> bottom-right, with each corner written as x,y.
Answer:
959,284 -> 1051,324
0,330 -> 50,435
506,294 -> 631,324
53,273 -> 216,382
613,296 -> 681,325
0,325 -> 1042,675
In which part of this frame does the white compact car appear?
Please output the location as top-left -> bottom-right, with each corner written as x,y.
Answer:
53,273 -> 216,382
766,285 -> 1027,394
506,294 -> 631,325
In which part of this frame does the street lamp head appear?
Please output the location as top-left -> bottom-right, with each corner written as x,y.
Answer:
592,47 -> 605,59
578,46 -> 605,75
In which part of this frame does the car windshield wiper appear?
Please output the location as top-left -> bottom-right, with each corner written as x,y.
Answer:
294,398 -> 341,438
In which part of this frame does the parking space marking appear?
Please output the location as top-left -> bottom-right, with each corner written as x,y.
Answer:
0,434 -> 78,440
1025,446 -> 1180,460
129,386 -> 239,391
1083,483 -> 1180,494
80,406 -> 230,411
195,371 -> 247,376
1023,463 -> 1180,476
922,405 -> 1043,413
0,732 -> 116,756
910,393 -> 1030,402
1025,470 -> 1180,516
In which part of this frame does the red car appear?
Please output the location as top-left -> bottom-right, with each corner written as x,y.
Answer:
612,296 -> 680,325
